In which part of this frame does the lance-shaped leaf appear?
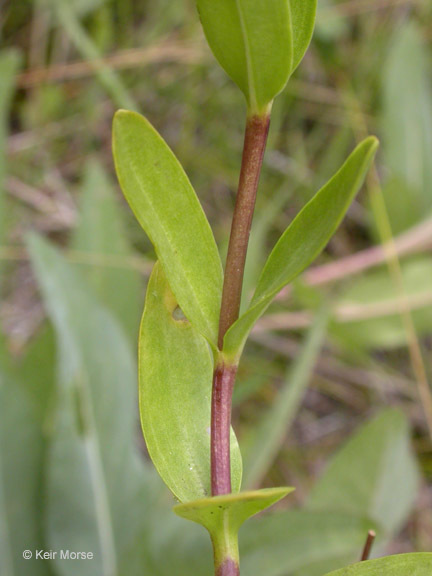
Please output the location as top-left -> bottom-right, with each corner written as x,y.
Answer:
291,0 -> 317,73
71,160 -> 143,343
0,358 -> 50,576
197,0 -> 293,114
113,110 -> 222,346
140,262 -> 242,503
308,409 -> 419,537
322,554 -> 432,576
175,488 -> 292,573
241,509 -> 377,576
197,0 -> 317,114
381,22 -> 432,234
223,137 -> 379,359
27,234 -> 155,576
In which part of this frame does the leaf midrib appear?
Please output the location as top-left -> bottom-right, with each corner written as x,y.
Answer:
235,0 -> 257,111
76,372 -> 118,576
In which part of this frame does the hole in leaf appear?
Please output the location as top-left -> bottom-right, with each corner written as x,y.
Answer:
172,305 -> 188,322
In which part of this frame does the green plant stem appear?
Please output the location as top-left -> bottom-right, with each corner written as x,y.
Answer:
211,114 -> 270,501
211,522 -> 240,576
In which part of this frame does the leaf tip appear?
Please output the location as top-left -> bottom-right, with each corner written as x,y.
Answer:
112,108 -> 144,133
363,135 -> 380,156
114,108 -> 133,118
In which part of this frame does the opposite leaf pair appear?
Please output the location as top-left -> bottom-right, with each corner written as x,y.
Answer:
113,55 -> 377,576
114,110 -> 378,365
113,109 -> 378,514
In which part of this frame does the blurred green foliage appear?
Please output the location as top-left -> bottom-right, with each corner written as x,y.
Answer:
1,0 -> 431,574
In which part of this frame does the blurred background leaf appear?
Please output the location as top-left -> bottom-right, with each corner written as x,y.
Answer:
379,21 -> 432,236
331,257 -> 432,350
0,346 -> 52,576
308,409 -> 419,538
71,159 -> 143,343
241,510 -> 375,576
27,234 -> 154,576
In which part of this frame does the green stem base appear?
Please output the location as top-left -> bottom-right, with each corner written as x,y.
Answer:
174,488 -> 293,576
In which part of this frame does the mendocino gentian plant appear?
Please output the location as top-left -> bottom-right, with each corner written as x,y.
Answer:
112,2 -> 387,575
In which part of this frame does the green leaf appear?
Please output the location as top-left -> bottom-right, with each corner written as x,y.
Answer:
174,488 -> 292,571
71,160 -> 143,342
146,512 -> 211,576
197,0 -> 294,114
11,325 -> 56,426
308,409 -> 419,536
331,257 -> 432,350
149,501 -> 376,576
381,22 -> 432,234
290,0 -> 317,73
27,234 -> 155,576
242,305 -> 329,488
224,136 -> 379,359
323,554 -> 432,576
0,354 -> 51,576
113,110 -> 222,346
140,262 -> 242,503
241,510 -> 377,576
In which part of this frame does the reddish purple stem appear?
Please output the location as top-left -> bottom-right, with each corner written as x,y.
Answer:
211,364 -> 237,496
217,559 -> 240,576
211,114 -> 270,498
